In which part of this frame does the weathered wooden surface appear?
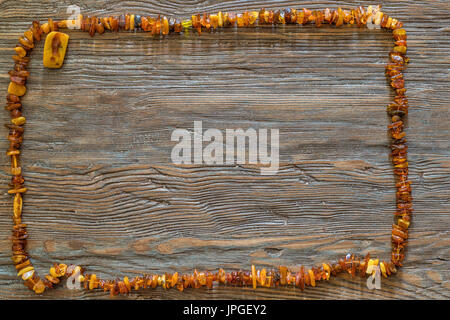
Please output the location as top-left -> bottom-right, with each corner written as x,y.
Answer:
0,0 -> 449,299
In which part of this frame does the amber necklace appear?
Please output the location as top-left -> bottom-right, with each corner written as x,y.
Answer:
7,5 -> 411,296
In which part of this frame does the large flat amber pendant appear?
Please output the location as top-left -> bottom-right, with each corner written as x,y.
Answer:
43,31 -> 69,68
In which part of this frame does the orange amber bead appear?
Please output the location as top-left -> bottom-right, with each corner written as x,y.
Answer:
8,82 -> 26,97
162,16 -> 169,35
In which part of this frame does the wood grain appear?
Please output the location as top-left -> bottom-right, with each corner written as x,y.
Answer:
0,0 -> 449,299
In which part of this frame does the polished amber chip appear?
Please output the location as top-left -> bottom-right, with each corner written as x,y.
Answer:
43,31 -> 69,68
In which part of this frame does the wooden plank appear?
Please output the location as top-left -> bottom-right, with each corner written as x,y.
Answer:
0,0 -> 448,299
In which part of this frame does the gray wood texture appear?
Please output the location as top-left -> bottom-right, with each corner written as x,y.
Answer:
0,0 -> 449,299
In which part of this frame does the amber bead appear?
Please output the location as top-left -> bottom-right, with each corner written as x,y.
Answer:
32,279 -> 45,294
14,46 -> 27,58
393,45 -> 407,55
335,8 -> 344,27
43,32 -> 69,68
31,21 -> 43,41
279,266 -> 287,285
124,14 -> 131,31
96,20 -> 105,34
162,16 -> 169,35
111,16 -> 119,31
129,15 -> 135,31
393,28 -> 407,40
224,12 -> 237,26
152,16 -> 162,35
236,14 -> 245,27
251,265 -> 257,289
344,10 -> 354,24
315,11 -> 324,27
398,218 -> 410,229
259,9 -> 268,24
173,19 -> 182,33
141,16 -> 150,31
8,82 -> 26,97
100,17 -> 110,30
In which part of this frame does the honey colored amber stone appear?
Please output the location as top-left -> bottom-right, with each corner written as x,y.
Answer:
236,14 -> 244,27
335,8 -> 344,26
308,269 -> 316,286
33,279 -> 46,294
210,15 -> 219,29
101,17 -> 111,30
218,11 -> 224,27
173,19 -> 182,32
89,274 -> 98,290
45,274 -> 60,284
393,28 -> 407,40
130,15 -> 135,31
8,82 -> 26,97
162,16 -> 169,35
279,266 -> 287,285
125,14 -> 130,31
49,266 -> 58,278
32,20 -> 43,41
218,268 -> 226,284
393,45 -> 407,54
365,259 -> 379,275
379,262 -> 388,277
152,17 -> 162,35
43,31 -> 69,68
141,16 -> 150,31
398,218 -> 410,229
171,272 -> 179,287
15,260 -> 31,271
322,263 -> 331,280
182,19 -> 192,29
11,254 -> 27,264
96,21 -> 105,34
41,22 -> 50,34
48,18 -> 58,32
386,17 -> 393,29
110,16 -> 119,31
14,46 -> 27,58
224,12 -> 237,26
251,265 -> 257,289
373,11 -> 383,25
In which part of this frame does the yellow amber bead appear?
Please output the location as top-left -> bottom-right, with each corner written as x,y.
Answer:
322,263 -> 331,280
17,266 -> 34,277
89,274 -> 97,290
182,19 -> 192,28
14,46 -> 27,58
13,193 -> 22,219
49,266 -> 58,278
130,15 -> 135,31
379,262 -> 388,278
8,82 -> 26,96
366,258 -> 379,274
162,16 -> 169,35
218,11 -> 224,27
251,265 -> 257,289
124,276 -> 131,291
11,116 -> 26,126
398,218 -> 410,229
43,31 -> 69,69
308,269 -> 316,287
33,280 -> 46,294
